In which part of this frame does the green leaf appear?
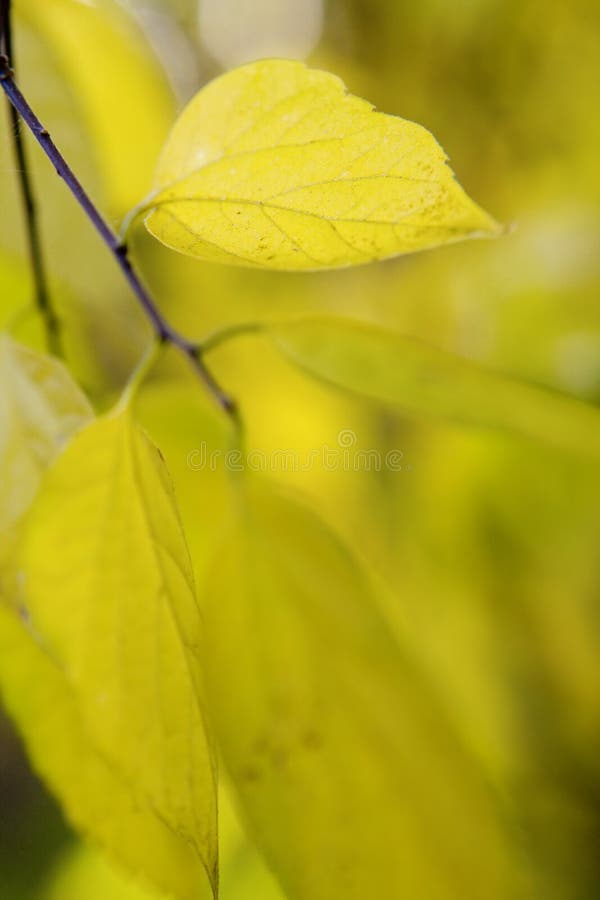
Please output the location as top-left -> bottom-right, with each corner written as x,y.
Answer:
0,333 -> 92,582
16,0 -> 175,213
203,476 -> 529,900
140,59 -> 499,270
11,410 -> 218,898
270,317 -> 600,459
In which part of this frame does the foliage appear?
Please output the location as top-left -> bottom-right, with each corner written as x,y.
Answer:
1,2 -> 599,900
139,59 -> 499,268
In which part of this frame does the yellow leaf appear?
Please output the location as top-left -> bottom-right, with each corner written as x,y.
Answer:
217,783 -> 286,900
0,334 -> 92,581
271,317 -> 600,460
41,787 -> 285,900
0,253 -> 40,339
203,477 -> 530,900
15,410 -> 218,897
140,59 -> 500,270
45,843 -> 165,900
0,603 -> 212,900
16,0 -> 175,213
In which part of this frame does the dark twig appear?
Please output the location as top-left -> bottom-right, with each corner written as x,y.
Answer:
1,0 -> 61,355
0,52 -> 236,417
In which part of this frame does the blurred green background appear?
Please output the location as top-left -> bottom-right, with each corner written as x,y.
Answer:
1,0 -> 599,897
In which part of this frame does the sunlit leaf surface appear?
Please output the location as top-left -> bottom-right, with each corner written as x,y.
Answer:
0,603 -> 213,900
44,843 -> 161,900
41,787 -> 286,900
9,410 -> 217,898
203,476 -> 528,900
142,59 -> 499,269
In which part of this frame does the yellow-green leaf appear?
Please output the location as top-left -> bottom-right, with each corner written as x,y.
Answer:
217,783 -> 286,900
140,59 -> 499,270
41,787 -> 285,900
45,843 -> 164,900
45,844 -> 164,900
203,477 -> 529,900
16,410 -> 217,897
16,0 -> 175,213
0,603 -> 213,900
0,333 -> 92,580
271,317 -> 600,459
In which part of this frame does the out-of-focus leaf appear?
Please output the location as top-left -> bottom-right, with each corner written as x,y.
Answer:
134,378 -> 234,584
203,476 -> 528,900
0,333 -> 92,580
141,59 -> 499,270
0,603 -> 213,900
0,252 -> 38,336
41,787 -> 285,900
271,317 -> 600,459
16,0 -> 175,213
217,783 -> 286,900
44,843 -> 164,900
15,410 -> 217,897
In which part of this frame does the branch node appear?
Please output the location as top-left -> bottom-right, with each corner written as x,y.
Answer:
0,56 -> 237,419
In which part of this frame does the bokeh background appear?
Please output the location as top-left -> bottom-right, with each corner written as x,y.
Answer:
1,0 -> 600,897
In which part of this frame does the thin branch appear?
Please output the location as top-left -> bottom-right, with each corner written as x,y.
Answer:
0,0 -> 12,61
0,0 -> 61,355
0,52 -> 237,418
